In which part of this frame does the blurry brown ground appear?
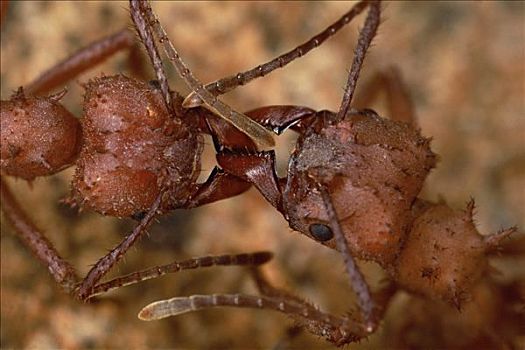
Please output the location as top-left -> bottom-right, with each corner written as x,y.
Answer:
1,2 -> 524,349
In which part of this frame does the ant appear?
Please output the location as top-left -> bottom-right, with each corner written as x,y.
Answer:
114,1 -> 523,347
1,0 -> 378,346
2,1 -> 520,348
1,0 -> 374,299
1,0 -> 279,301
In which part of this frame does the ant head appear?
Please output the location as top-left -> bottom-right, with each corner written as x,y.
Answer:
282,110 -> 437,266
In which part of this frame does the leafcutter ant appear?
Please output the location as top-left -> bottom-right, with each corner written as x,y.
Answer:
1,1 -> 523,348
125,1 -> 523,347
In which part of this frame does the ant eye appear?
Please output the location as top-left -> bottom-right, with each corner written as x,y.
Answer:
131,211 -> 147,221
148,80 -> 162,90
309,224 -> 334,242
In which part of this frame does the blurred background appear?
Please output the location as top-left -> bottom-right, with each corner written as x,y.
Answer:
1,2 -> 524,349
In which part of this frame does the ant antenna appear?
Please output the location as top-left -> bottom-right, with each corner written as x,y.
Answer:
76,192 -> 163,300
337,0 -> 381,122
89,252 -> 273,297
318,185 -> 376,333
183,0 -> 371,108
130,0 -> 175,112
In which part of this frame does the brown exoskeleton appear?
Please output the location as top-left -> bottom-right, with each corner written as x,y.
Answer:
4,0 -> 355,300
1,0 -> 379,301
1,0 -> 373,338
124,1 -> 524,347
1,0 -> 277,301
4,4 -> 520,346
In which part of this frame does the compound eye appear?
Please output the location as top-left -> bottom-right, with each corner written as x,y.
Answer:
309,223 -> 333,242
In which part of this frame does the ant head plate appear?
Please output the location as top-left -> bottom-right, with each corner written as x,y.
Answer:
282,110 -> 437,266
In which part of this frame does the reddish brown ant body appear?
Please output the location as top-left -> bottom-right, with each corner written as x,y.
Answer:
1,0 -> 373,338
1,0 -> 372,301
1,1 -> 524,348
1,4 -> 265,299
129,1 -> 524,347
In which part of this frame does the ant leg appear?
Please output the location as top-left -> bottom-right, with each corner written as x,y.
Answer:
88,251 -> 273,298
138,293 -> 366,346
25,29 -> 144,96
251,268 -> 396,343
0,177 -> 78,293
183,1 -> 371,108
353,67 -> 417,126
133,0 -> 275,149
76,193 -> 163,300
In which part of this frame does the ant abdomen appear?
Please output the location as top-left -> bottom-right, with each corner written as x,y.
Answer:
72,75 -> 201,217
0,88 -> 82,180
285,111 -> 437,266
